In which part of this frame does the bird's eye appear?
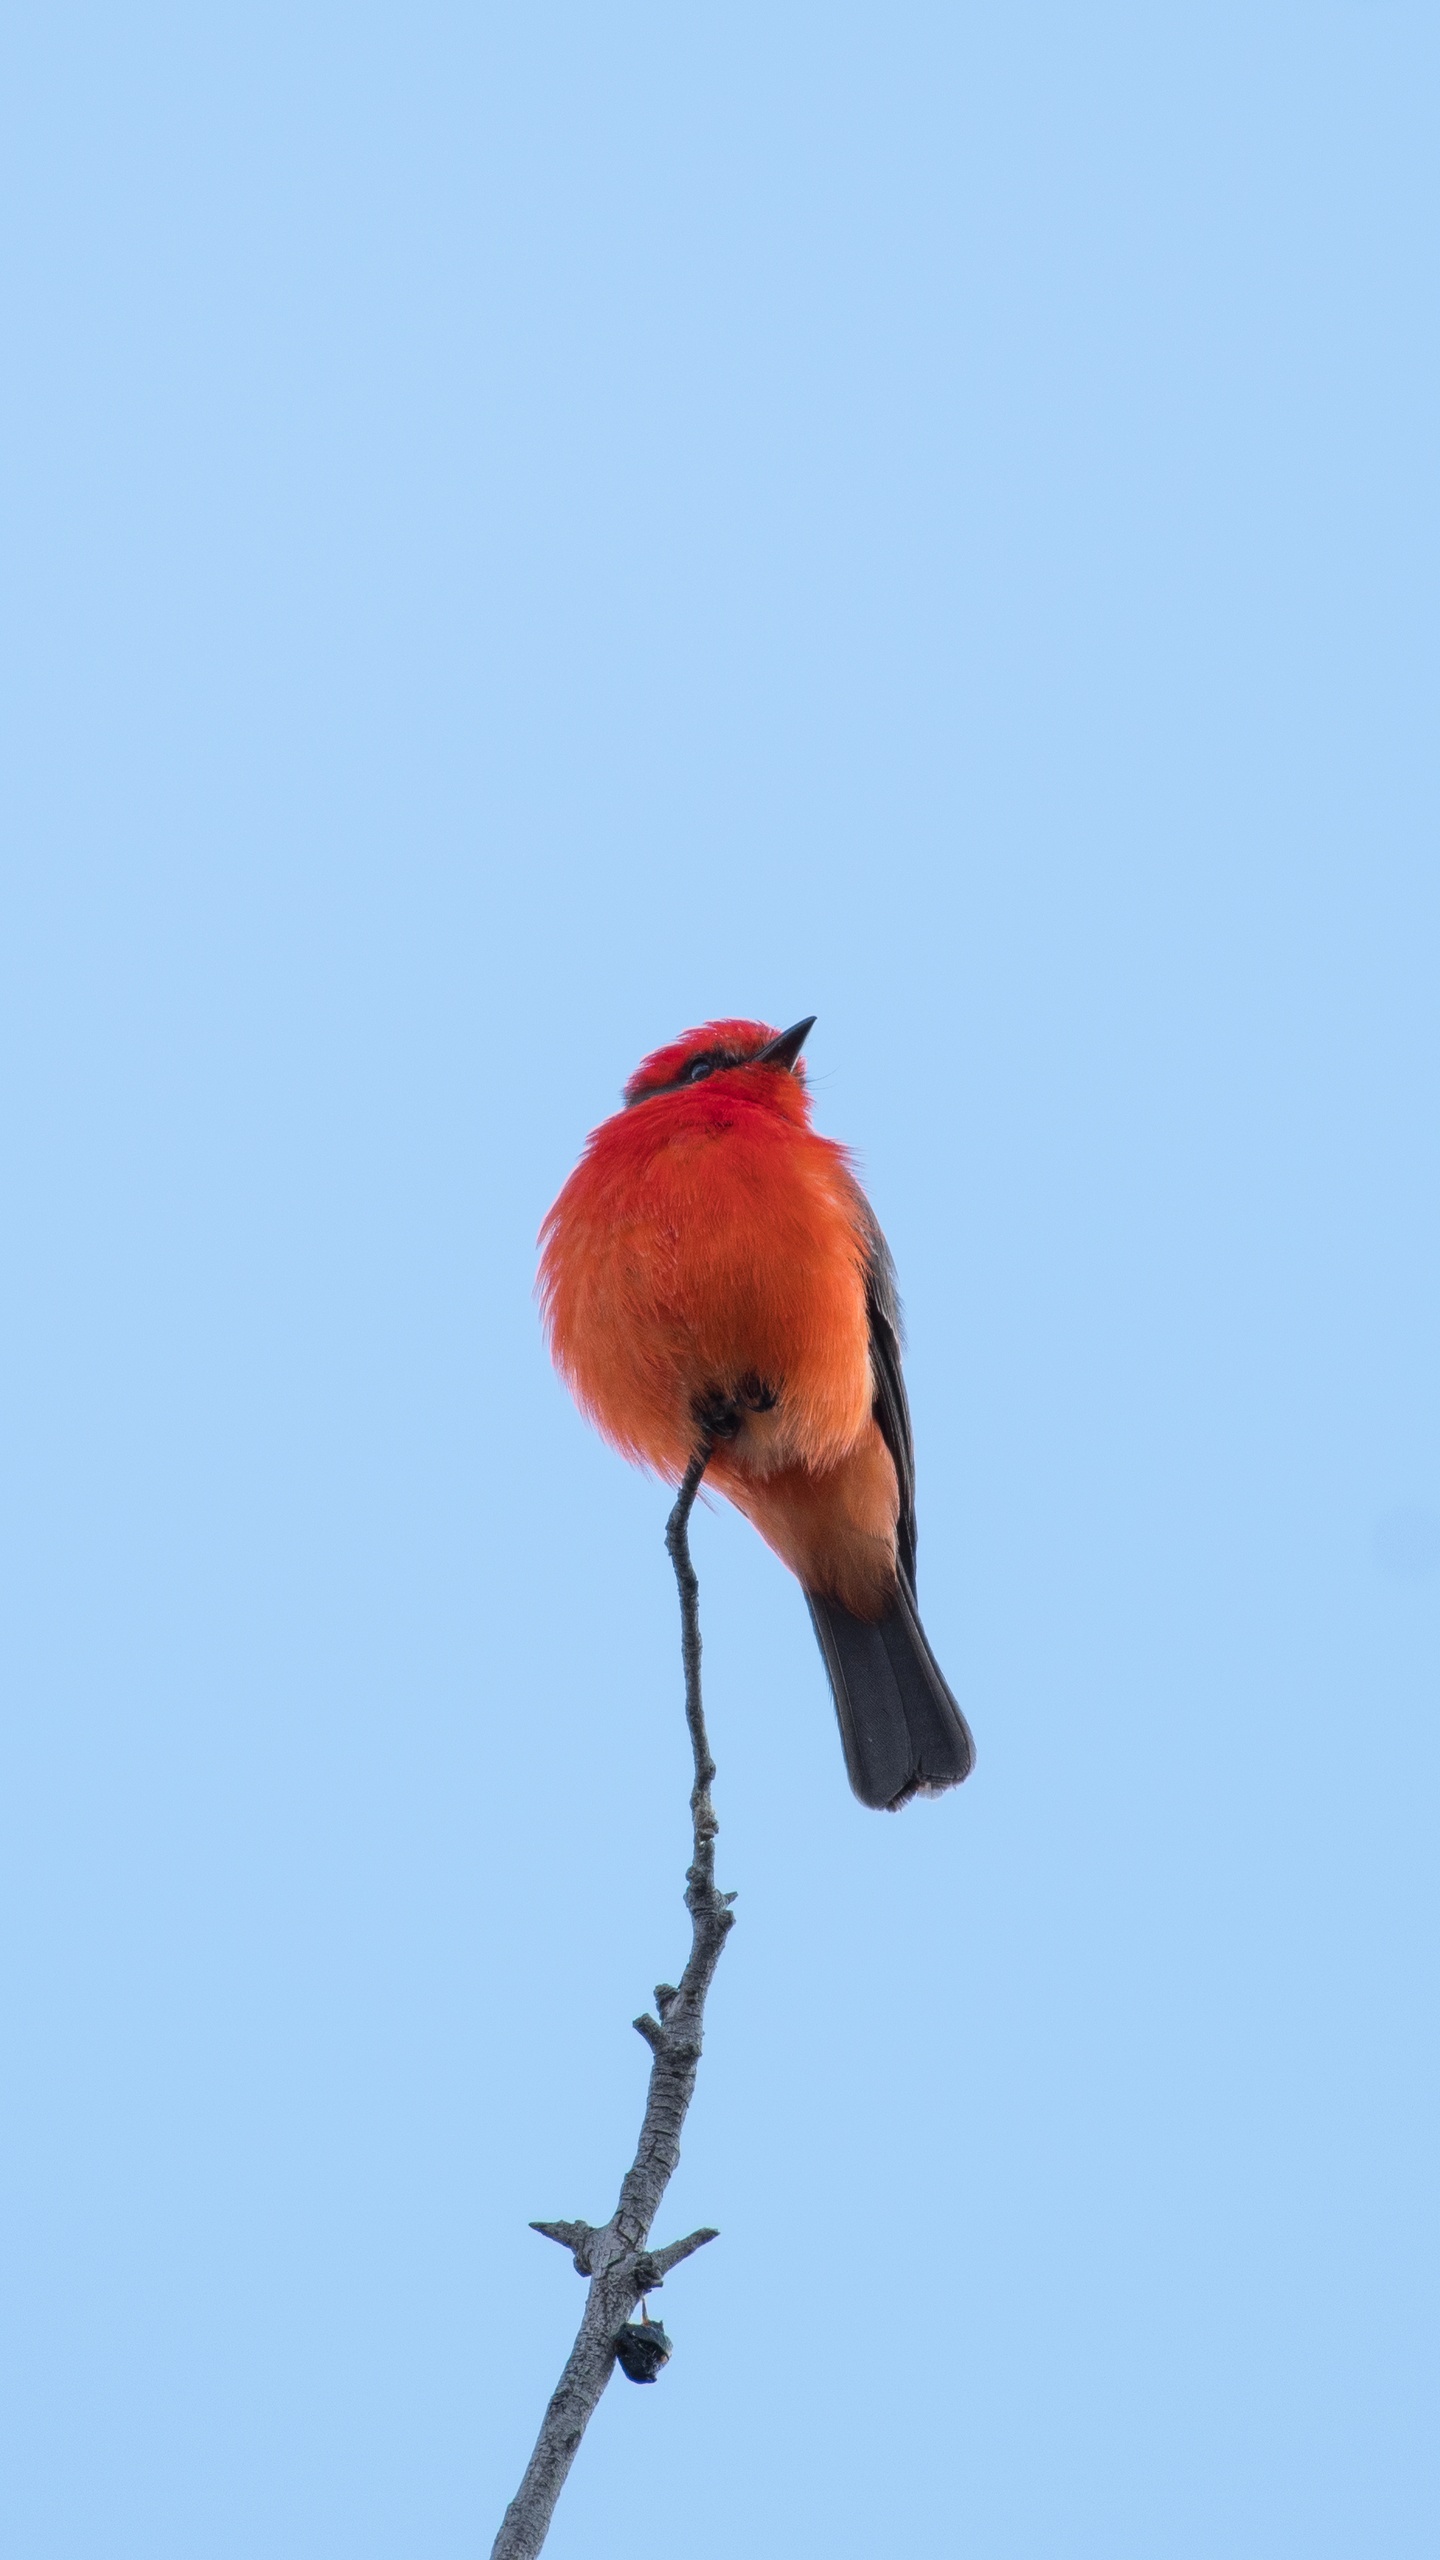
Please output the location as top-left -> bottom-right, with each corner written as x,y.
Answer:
684,1056 -> 714,1082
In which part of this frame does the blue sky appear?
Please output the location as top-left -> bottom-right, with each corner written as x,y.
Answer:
2,6 -> 1437,2554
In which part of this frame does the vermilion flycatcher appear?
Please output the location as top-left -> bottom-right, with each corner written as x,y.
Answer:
539,1017 -> 974,1809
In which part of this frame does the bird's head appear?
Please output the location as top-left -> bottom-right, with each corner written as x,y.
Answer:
623,1016 -> 816,1117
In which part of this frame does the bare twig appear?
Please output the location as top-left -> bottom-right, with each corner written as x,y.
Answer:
490,1444 -> 734,2560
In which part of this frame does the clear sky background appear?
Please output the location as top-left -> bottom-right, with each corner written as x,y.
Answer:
2,6 -> 1437,2555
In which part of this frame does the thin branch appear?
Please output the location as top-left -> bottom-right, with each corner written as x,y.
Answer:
490,1443 -> 734,2560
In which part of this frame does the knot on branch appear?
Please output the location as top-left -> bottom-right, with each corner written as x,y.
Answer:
685,1883 -> 736,1941
634,2228 -> 719,2289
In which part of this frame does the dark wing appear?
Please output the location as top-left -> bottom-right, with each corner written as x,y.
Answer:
806,1201 -> 973,1806
861,1211 -> 918,1597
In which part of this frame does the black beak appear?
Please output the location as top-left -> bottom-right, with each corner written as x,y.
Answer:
754,1016 -> 815,1073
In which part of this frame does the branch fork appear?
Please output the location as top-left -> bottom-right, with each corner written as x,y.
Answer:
491,1446 -> 733,2560
530,2216 -> 720,2287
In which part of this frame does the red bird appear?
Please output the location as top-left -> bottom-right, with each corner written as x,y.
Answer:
538,1017 -> 974,1808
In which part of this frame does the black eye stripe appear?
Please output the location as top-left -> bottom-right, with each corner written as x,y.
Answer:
625,1046 -> 760,1105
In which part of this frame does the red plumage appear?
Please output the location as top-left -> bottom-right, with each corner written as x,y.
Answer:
539,1019 -> 973,1807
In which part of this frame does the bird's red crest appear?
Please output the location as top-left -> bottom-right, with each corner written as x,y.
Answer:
623,1018 -> 807,1109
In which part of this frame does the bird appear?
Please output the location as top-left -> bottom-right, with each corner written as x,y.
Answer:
537,1017 -> 974,1809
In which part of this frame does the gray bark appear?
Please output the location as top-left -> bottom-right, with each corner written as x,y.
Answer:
490,1446 -> 733,2560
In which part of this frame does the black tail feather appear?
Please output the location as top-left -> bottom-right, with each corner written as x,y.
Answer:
806,1585 -> 975,1810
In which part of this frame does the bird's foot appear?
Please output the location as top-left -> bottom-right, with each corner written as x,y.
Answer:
691,1385 -> 743,1441
691,1375 -> 778,1442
